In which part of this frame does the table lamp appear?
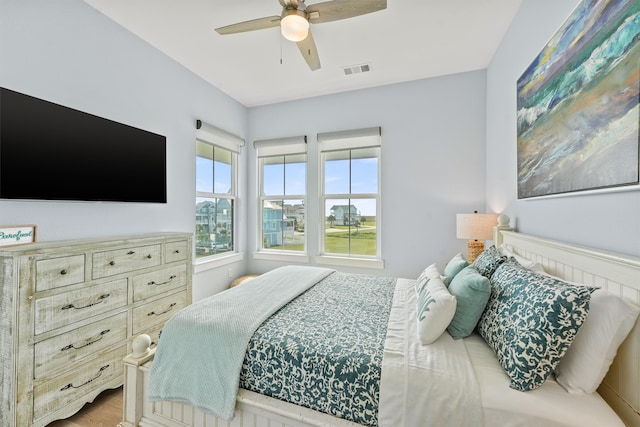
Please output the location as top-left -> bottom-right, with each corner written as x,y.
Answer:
456,211 -> 499,263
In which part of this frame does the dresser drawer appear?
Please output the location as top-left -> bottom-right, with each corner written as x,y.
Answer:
132,264 -> 187,302
92,244 -> 162,279
133,290 -> 187,335
32,345 -> 126,422
34,279 -> 128,335
35,255 -> 85,292
166,240 -> 188,263
34,311 -> 128,379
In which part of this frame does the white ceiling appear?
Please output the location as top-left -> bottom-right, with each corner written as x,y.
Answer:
83,0 -> 523,107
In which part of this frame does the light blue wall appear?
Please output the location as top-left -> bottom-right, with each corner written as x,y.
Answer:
1,1 -> 489,289
486,0 -> 640,257
6,0 -> 632,299
0,0 -> 248,299
247,71 -> 489,279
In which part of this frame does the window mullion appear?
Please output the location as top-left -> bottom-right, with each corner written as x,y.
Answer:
348,150 -> 352,256
280,198 -> 285,250
212,146 -> 217,194
348,196 -> 352,255
283,155 -> 287,196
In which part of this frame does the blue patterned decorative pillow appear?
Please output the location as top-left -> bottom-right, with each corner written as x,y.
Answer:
471,245 -> 507,278
477,258 -> 593,391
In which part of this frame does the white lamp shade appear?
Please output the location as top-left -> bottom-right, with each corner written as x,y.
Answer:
281,13 -> 309,42
456,213 -> 499,241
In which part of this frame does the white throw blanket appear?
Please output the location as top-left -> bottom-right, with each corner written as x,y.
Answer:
148,265 -> 335,420
379,278 -> 484,426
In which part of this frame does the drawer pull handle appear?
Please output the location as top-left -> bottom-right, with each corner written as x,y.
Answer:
61,329 -> 110,351
174,249 -> 180,254
61,293 -> 110,310
60,365 -> 110,391
147,275 -> 177,286
109,261 -> 115,266
148,302 -> 177,317
146,254 -> 152,259
127,251 -> 135,255
60,269 -> 68,275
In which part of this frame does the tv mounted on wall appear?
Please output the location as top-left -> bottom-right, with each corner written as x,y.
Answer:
0,87 -> 167,203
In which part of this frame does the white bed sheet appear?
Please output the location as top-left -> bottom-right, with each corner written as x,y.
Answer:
463,334 -> 624,427
379,278 -> 483,427
379,277 -> 624,427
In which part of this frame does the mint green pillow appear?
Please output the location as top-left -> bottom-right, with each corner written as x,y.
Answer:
442,253 -> 468,286
446,266 -> 491,339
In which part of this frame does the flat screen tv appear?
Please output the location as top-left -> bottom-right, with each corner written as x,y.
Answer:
0,87 -> 167,203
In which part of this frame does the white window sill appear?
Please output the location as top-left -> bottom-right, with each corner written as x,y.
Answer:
316,255 -> 384,270
194,252 -> 244,274
253,251 -> 310,263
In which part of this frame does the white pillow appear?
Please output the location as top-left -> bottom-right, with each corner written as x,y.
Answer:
416,263 -> 441,293
416,275 -> 457,345
497,244 -> 546,273
555,288 -> 640,394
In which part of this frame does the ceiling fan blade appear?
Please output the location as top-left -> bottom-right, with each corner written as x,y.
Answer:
215,16 -> 281,35
297,30 -> 321,71
307,0 -> 386,24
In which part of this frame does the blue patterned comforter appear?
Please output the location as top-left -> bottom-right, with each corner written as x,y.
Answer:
239,272 -> 396,426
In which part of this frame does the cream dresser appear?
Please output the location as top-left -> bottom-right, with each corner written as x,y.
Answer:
0,232 -> 192,427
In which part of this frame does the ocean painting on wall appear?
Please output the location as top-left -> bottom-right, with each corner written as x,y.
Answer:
517,0 -> 639,199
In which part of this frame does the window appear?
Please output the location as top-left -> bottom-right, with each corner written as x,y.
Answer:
319,127 -> 381,260
256,136 -> 307,253
195,122 -> 243,260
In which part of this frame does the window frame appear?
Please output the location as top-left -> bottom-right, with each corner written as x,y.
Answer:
255,136 -> 308,262
317,127 -> 383,269
194,122 -> 244,270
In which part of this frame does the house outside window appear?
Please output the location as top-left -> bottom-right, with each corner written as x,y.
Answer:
329,204 -> 360,226
255,136 -> 307,254
195,122 -> 243,261
319,127 -> 382,266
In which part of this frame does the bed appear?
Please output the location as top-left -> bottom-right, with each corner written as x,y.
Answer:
118,228 -> 640,427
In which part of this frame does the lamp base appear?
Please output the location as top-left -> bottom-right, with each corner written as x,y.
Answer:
467,240 -> 485,264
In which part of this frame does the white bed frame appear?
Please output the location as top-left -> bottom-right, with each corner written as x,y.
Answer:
119,230 -> 640,427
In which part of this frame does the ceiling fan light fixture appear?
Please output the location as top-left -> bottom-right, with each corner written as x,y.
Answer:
281,10 -> 309,42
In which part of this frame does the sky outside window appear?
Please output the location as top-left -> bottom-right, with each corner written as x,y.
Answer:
324,148 -> 378,216
263,155 -> 306,196
196,143 -> 232,194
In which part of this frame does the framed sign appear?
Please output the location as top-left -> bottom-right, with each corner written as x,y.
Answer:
0,225 -> 37,247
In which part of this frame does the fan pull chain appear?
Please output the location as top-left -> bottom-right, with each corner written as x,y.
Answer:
280,35 -> 283,65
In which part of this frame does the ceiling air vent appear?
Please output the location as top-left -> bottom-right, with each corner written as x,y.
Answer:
342,63 -> 371,76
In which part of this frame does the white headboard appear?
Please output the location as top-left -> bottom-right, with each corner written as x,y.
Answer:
495,230 -> 640,427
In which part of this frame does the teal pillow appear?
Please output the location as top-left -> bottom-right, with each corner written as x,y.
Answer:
442,253 -> 469,286
477,258 -> 593,391
471,245 -> 507,278
446,266 -> 491,339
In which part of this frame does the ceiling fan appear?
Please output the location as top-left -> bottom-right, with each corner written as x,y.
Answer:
215,0 -> 387,71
